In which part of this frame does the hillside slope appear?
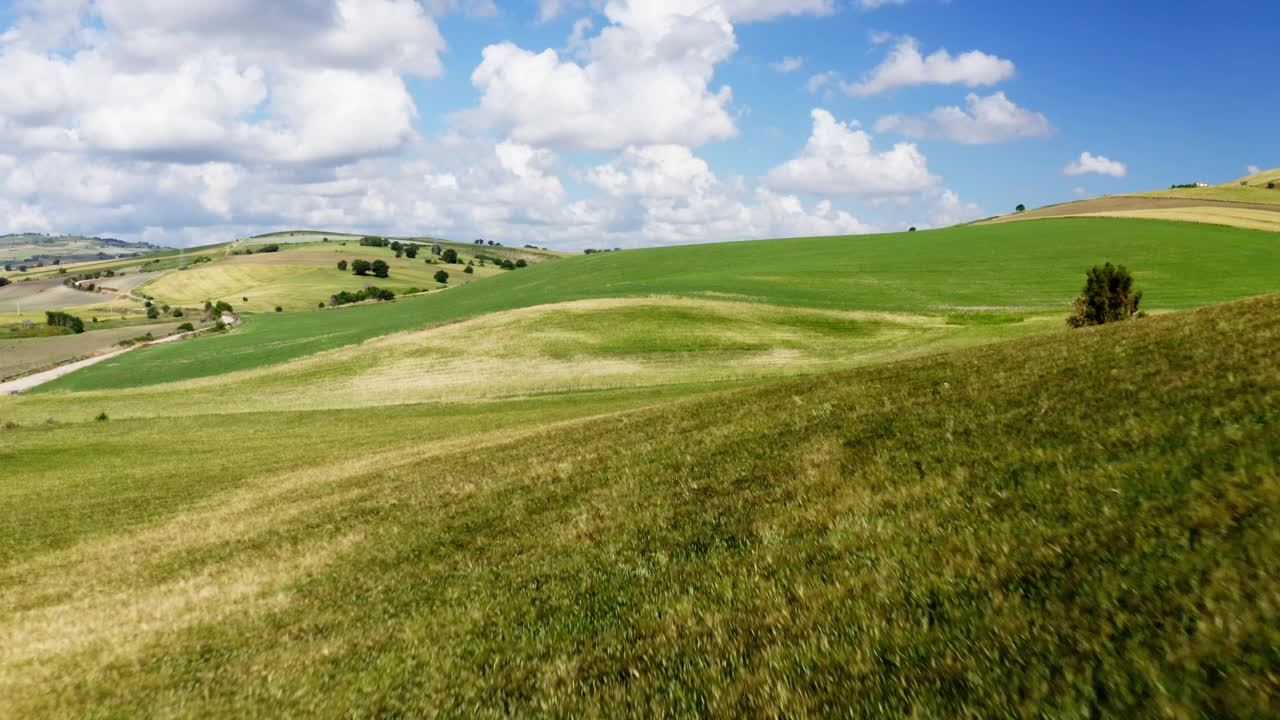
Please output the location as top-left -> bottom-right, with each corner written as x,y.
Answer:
39,217 -> 1280,392
3,293 -> 1277,716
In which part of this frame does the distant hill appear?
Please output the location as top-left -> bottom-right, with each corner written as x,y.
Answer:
982,168 -> 1280,231
0,233 -> 166,265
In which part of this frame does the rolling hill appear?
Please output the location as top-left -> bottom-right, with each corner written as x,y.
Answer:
35,216 -> 1280,393
0,233 -> 163,264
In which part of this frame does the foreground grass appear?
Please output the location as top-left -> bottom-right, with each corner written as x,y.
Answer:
3,294 -> 1277,717
39,217 -> 1280,392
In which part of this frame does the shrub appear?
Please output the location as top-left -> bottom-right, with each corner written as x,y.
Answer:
434,270 -> 449,284
172,308 -> 184,317
95,412 -> 108,422
1067,262 -> 1144,328
258,244 -> 280,253
441,248 -> 459,264
275,306 -> 283,312
908,227 -> 917,232
337,259 -> 348,271
371,260 -> 390,278
1015,204 -> 1026,213
352,259 -> 372,276
390,241 -> 402,252
0,277 -> 8,288
360,236 -> 388,248
177,322 -> 194,331
1268,182 -> 1276,190
515,259 -> 527,268
146,306 -> 160,319
464,265 -> 474,274
404,245 -> 419,259
242,297 -> 248,302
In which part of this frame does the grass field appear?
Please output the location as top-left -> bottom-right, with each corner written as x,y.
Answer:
1129,185 -> 1280,205
1,292 -> 1276,716
1,298 -> 1061,421
37,217 -> 1280,393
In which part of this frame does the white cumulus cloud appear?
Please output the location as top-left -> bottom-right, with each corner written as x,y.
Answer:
846,36 -> 1014,96
875,92 -> 1051,144
1064,152 -> 1127,178
766,109 -> 939,197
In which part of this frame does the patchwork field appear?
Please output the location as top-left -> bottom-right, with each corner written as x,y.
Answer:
37,217 -> 1280,393
1076,206 -> 1280,232
1,292 -> 1276,716
0,320 -> 186,380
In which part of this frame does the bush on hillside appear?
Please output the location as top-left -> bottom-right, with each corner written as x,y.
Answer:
177,322 -> 194,332
275,306 -> 283,313
464,265 -> 474,274
360,236 -> 389,248
0,277 -> 9,287
147,306 -> 160,319
172,308 -> 184,317
441,248 -> 459,264
1067,263 -> 1144,328
258,244 -> 280,253
434,270 -> 449,284
352,259 -> 372,276
515,259 -> 527,268
371,260 -> 390,279
337,259 -> 348,271
404,245 -> 419,259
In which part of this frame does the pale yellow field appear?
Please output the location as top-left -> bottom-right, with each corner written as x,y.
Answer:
1076,206 -> 1280,232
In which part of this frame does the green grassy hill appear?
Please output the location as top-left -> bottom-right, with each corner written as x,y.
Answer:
38,217 -> 1280,392
2,292 -> 1276,716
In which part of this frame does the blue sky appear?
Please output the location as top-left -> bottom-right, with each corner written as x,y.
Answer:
0,0 -> 1275,248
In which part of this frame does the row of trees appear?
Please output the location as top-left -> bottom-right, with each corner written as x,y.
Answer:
330,287 -> 396,306
46,311 -> 85,334
337,259 -> 391,278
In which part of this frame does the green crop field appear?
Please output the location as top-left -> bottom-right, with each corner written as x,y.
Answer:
2,292 -> 1276,717
38,217 -> 1280,393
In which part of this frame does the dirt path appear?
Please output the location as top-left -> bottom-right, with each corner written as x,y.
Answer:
0,329 -> 197,395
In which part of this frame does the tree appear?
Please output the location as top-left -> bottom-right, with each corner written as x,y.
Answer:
147,306 -> 160,319
434,270 -> 449,284
464,265 -> 474,274
258,244 -> 280,253
1269,182 -> 1277,190
474,239 -> 485,245
1067,262 -> 1144,328
441,248 -> 459,264
371,260 -> 390,278
275,306 -> 284,313
172,308 -> 184,317
908,227 -> 917,232
1016,204 -> 1026,213
337,259 -> 348,271
0,277 -> 9,288
515,259 -> 527,268
404,245 -> 418,259
352,259 -> 372,276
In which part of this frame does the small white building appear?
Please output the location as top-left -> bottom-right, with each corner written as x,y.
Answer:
220,312 -> 241,326
1195,182 -> 1210,188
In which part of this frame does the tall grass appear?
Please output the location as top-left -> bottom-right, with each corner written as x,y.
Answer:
3,293 -> 1277,716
